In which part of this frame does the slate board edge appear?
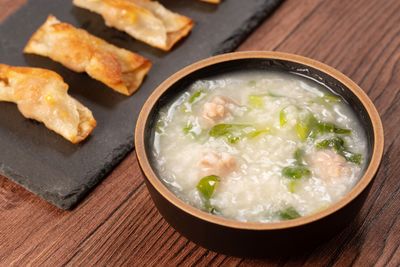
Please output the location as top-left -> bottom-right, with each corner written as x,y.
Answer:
1,1 -> 283,210
0,137 -> 134,209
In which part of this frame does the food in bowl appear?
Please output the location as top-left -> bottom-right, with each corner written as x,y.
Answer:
151,70 -> 367,223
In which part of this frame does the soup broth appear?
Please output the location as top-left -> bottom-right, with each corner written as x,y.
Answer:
152,71 -> 367,223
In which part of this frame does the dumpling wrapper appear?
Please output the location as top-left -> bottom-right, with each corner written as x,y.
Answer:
24,15 -> 151,96
200,0 -> 221,4
0,64 -> 96,144
73,0 -> 194,51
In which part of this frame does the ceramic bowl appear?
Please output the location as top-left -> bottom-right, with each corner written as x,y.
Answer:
135,51 -> 384,257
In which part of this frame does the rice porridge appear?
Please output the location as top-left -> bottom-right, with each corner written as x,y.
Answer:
151,71 -> 367,223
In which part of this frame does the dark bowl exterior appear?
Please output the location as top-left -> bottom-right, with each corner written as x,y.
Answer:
140,165 -> 374,257
135,51 -> 384,257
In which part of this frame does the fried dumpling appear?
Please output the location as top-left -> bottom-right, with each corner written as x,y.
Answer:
24,15 -> 151,96
73,0 -> 194,51
200,0 -> 221,3
0,64 -> 96,144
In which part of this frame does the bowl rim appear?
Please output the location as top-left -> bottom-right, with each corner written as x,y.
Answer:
135,51 -> 384,230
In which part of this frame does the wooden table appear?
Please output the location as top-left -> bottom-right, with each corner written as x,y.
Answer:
1,0 -> 399,265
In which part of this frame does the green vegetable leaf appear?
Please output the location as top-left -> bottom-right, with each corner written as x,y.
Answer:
209,124 -> 244,137
197,175 -> 220,200
295,121 -> 309,141
311,94 -> 341,107
181,104 -> 190,113
247,128 -> 270,138
306,115 -> 320,139
282,148 -> 309,182
248,95 -> 264,109
189,89 -> 205,104
209,124 -> 252,144
181,89 -> 206,113
282,166 -> 311,179
294,148 -> 305,165
182,121 -> 193,135
295,113 -> 351,141
316,122 -> 351,135
342,150 -> 363,165
209,124 -> 270,143
279,108 -> 288,127
155,120 -> 166,134
279,206 -> 301,220
316,137 -> 362,165
295,114 -> 319,141
316,136 -> 345,150
266,91 -> 284,97
322,94 -> 341,103
204,201 -> 220,214
182,121 -> 204,140
227,136 -> 240,144
288,180 -> 297,193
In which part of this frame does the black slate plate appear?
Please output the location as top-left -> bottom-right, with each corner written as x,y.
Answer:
0,0 -> 282,209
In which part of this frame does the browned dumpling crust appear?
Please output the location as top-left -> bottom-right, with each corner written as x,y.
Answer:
73,0 -> 194,51
200,0 -> 221,4
0,64 -> 96,144
24,15 -> 152,96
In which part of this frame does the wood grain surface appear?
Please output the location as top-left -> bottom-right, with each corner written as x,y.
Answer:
0,0 -> 26,22
1,0 -> 399,266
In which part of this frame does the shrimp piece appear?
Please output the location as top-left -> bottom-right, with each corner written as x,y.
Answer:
308,150 -> 351,182
202,96 -> 235,124
199,151 -> 237,176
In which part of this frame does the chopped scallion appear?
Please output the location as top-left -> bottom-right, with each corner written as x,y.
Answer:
248,95 -> 264,109
282,166 -> 311,179
279,206 -> 301,220
197,175 -> 220,200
